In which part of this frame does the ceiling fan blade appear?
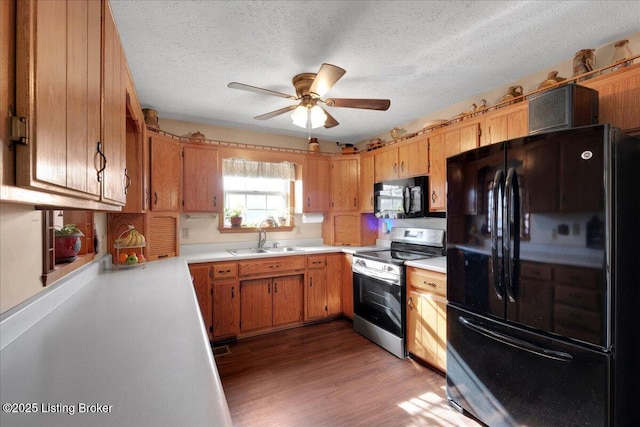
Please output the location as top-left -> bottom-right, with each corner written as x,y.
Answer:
325,98 -> 391,111
228,82 -> 298,100
309,63 -> 346,97
322,108 -> 339,128
254,104 -> 298,120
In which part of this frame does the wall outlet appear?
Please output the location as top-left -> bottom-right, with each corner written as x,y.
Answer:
572,223 -> 580,235
182,228 -> 190,239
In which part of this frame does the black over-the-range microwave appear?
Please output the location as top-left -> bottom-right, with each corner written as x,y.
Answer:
374,176 -> 445,219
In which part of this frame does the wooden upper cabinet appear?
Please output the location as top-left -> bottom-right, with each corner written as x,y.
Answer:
101,0 -> 127,205
582,63 -> 640,134
374,146 -> 398,182
303,155 -> 330,212
485,102 -> 528,145
149,132 -> 181,212
427,132 -> 446,212
182,143 -> 220,213
121,69 -> 148,214
398,134 -> 429,178
330,156 -> 359,211
15,0 -> 103,200
359,152 -> 375,213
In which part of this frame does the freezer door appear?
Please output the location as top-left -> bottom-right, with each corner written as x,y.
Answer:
447,305 -> 610,427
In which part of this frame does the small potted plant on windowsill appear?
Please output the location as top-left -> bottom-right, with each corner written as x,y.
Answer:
55,224 -> 85,263
225,206 -> 244,227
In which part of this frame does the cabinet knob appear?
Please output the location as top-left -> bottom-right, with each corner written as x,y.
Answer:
154,192 -> 158,205
424,281 -> 437,287
307,197 -> 311,207
231,286 -> 235,298
431,190 -> 437,203
401,161 -> 405,172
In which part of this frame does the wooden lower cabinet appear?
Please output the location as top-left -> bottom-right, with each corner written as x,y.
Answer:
305,254 -> 342,321
213,280 -> 240,340
190,264 -> 214,340
240,275 -> 303,333
341,253 -> 354,319
189,261 -> 239,342
406,267 -> 447,372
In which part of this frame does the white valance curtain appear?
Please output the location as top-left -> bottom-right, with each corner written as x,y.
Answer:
222,158 -> 296,181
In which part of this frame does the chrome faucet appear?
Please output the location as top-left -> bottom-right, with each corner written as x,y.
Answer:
257,217 -> 278,248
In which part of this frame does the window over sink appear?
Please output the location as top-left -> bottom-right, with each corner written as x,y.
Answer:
220,158 -> 296,230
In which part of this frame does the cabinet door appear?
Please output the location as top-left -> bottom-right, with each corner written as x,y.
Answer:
374,147 -> 398,182
121,114 -> 148,213
150,133 -> 181,211
240,278 -> 272,332
583,66 -> 640,133
331,212 -> 359,246
273,275 -> 304,326
398,135 -> 428,177
190,264 -> 213,340
407,290 -> 435,362
183,144 -> 220,212
341,254 -> 354,319
359,152 -> 375,213
330,157 -> 359,211
326,254 -> 343,316
459,122 -> 481,153
145,212 -> 179,261
213,280 -> 239,340
303,155 -> 330,212
15,0 -> 102,200
486,104 -> 528,145
428,133 -> 447,211
306,270 -> 327,320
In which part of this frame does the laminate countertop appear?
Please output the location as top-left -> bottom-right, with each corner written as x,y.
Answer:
0,244 -> 382,427
0,257 -> 231,427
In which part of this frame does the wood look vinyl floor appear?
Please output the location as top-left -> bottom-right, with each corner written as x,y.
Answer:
215,319 -> 483,427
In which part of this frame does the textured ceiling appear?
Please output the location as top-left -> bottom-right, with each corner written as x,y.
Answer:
110,1 -> 640,144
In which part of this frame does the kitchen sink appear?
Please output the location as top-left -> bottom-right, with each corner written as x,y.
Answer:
227,248 -> 268,256
264,246 -> 305,253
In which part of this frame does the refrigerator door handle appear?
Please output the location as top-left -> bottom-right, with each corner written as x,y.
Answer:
459,316 -> 573,362
504,167 -> 520,303
491,169 -> 505,300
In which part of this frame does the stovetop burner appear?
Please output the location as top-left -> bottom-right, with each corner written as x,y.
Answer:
354,227 -> 446,266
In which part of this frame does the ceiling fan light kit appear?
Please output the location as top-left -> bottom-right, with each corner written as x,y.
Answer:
291,104 -> 327,129
228,63 -> 390,132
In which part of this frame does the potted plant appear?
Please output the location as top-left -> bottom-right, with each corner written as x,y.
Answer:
225,206 -> 244,227
55,224 -> 85,263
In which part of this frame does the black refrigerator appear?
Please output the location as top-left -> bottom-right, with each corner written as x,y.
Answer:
445,124 -> 639,427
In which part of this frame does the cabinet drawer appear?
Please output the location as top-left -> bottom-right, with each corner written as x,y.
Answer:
555,285 -> 600,311
307,255 -> 327,269
554,266 -> 600,289
239,256 -> 306,277
407,267 -> 446,296
520,262 -> 553,281
212,262 -> 237,279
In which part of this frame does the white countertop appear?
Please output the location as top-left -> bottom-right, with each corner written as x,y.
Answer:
0,244 -> 386,427
0,257 -> 232,427
405,256 -> 447,273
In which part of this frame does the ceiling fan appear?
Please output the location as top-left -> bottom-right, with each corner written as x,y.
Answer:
227,63 -> 390,129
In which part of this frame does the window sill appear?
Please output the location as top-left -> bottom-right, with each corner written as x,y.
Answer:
218,225 -> 294,234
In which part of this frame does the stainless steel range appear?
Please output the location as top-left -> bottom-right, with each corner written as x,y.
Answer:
352,227 -> 446,358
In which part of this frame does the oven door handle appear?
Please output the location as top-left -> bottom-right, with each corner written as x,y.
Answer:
353,269 -> 401,286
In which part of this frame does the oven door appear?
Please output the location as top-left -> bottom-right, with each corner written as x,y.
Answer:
353,270 -> 404,338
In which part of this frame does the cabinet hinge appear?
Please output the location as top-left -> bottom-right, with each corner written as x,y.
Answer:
325,305 -> 328,312
9,108 -> 28,147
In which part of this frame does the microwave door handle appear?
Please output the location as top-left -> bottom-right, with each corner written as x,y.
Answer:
491,169 -> 505,301
504,167 -> 520,303
402,186 -> 410,215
